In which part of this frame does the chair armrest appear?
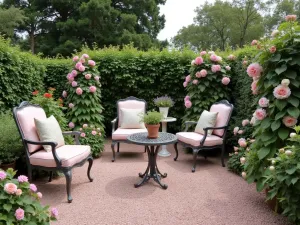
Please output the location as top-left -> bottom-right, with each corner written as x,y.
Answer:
184,121 -> 197,132
62,131 -> 81,145
200,126 -> 228,145
24,139 -> 62,166
111,117 -> 118,135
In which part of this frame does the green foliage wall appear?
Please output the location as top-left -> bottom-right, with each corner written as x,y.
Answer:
0,38 -> 44,111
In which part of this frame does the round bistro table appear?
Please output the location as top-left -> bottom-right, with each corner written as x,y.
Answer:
127,132 -> 177,189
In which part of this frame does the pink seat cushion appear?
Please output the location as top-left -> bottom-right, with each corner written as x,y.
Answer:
118,100 -> 145,127
29,145 -> 91,167
112,128 -> 147,140
17,106 -> 47,153
210,104 -> 232,137
176,132 -> 223,147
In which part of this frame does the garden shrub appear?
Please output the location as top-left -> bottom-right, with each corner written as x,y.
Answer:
63,54 -> 105,157
243,18 -> 300,192
0,38 -> 44,112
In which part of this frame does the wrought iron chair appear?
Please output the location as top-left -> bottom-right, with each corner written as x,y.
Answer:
111,96 -> 147,162
13,101 -> 93,203
174,100 -> 233,172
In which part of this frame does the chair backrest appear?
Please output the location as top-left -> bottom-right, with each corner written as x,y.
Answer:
209,100 -> 233,137
13,101 -> 46,154
116,96 -> 146,127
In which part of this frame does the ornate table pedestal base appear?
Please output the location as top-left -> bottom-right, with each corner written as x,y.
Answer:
135,145 -> 168,189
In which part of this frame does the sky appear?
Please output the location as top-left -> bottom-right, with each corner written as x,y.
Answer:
157,0 -> 215,41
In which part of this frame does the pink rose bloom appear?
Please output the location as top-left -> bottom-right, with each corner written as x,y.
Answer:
195,72 -> 201,78
233,127 -> 239,135
85,74 -> 92,80
16,189 -> 22,196
273,85 -> 291,99
89,86 -> 97,93
92,131 -> 97,135
80,133 -> 86,137
79,128 -> 82,131
271,30 -> 279,37
18,175 -> 28,183
83,124 -> 88,128
75,62 -> 82,70
15,208 -> 24,221
71,70 -> 77,76
242,119 -> 250,126
286,15 -> 297,22
194,57 -> 203,65
269,46 -> 276,53
82,54 -> 89,59
238,130 -> 244,135
238,138 -> 247,148
184,96 -> 190,101
0,171 -> 6,180
72,56 -> 79,62
258,97 -> 269,107
254,108 -> 266,120
283,116 -> 297,127
251,40 -> 258,46
234,146 -> 239,151
222,77 -> 230,85
88,60 -> 96,67
4,183 -> 17,194
51,208 -> 59,219
228,54 -> 236,60
250,116 -> 256,125
247,63 -> 263,78
281,79 -> 290,86
211,65 -> 221,73
200,69 -> 207,77
76,87 -> 83,95
251,80 -> 258,95
185,100 -> 192,108
79,65 -> 85,72
225,66 -> 231,71
30,183 -> 37,192
62,91 -> 67,98
192,79 -> 198,85
71,81 -> 77,87
243,60 -> 248,66
210,54 -> 219,62
37,192 -> 42,199
68,122 -> 75,128
67,73 -> 74,81
183,81 -> 187,87
94,76 -> 100,81
185,75 -> 191,82
69,103 -> 74,108
200,51 -> 207,56
79,58 -> 85,63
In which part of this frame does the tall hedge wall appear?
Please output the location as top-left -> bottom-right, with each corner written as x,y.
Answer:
0,39 -> 44,112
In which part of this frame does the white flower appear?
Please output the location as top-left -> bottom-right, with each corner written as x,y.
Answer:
285,150 -> 292,156
279,148 -> 285,153
271,160 -> 276,165
290,133 -> 297,138
271,30 -> 279,37
240,157 -> 246,164
281,79 -> 290,87
242,172 -> 247,179
269,166 -> 275,171
191,60 -> 195,65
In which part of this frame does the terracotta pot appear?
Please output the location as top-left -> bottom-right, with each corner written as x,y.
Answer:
146,124 -> 160,139
0,161 -> 16,171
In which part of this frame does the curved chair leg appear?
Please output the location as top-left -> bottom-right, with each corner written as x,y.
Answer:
221,144 -> 225,167
192,149 -> 198,173
144,146 -> 147,153
174,142 -> 179,161
117,142 -> 120,153
28,167 -> 32,182
48,171 -> 53,182
111,142 -> 116,162
63,170 -> 73,203
87,156 -> 94,182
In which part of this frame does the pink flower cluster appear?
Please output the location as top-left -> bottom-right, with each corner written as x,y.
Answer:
258,97 -> 269,108
194,57 -> 204,65
200,51 -> 207,56
247,63 -> 263,78
183,75 -> 191,87
210,54 -> 222,62
242,119 -> 249,127
184,96 -> 192,108
238,138 -> 247,148
0,171 -> 6,180
211,65 -> 221,73
273,85 -> 291,99
269,46 -> 276,53
254,108 -> 266,120
222,77 -> 230,85
227,54 -> 236,61
15,208 -> 24,220
285,15 -> 297,22
251,80 -> 258,95
251,40 -> 258,46
283,116 -> 297,127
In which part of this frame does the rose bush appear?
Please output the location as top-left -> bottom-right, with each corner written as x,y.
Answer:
0,168 -> 58,224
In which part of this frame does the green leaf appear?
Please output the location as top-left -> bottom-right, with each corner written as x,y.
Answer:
275,64 -> 287,75
258,147 -> 270,159
286,167 -> 297,175
261,132 -> 273,141
3,204 -> 12,212
284,70 -> 297,79
275,111 -> 286,120
275,99 -> 287,111
256,179 -> 265,192
261,118 -> 271,129
288,96 -> 299,107
291,177 -> 299,185
292,90 -> 300,98
269,54 -> 281,62
287,107 -> 300,118
271,120 -> 281,131
278,127 -> 290,140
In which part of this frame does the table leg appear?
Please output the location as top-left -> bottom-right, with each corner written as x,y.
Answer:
158,122 -> 171,157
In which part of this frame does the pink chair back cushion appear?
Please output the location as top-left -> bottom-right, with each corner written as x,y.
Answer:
118,100 -> 145,127
210,104 -> 232,137
17,107 -> 46,153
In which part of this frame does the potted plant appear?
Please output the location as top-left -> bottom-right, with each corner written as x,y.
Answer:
0,112 -> 23,170
154,96 -> 174,119
140,111 -> 163,139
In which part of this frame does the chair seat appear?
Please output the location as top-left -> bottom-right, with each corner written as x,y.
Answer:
176,132 -> 223,147
29,145 -> 91,168
112,128 -> 147,140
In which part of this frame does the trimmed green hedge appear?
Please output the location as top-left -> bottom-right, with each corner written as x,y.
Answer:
0,38 -> 44,111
